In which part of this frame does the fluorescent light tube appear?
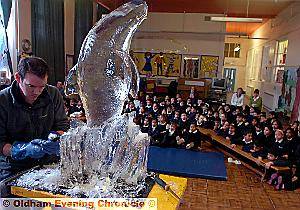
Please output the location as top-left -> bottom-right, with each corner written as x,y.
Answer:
209,16 -> 263,23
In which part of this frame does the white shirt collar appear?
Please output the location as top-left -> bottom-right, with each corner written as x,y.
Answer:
243,139 -> 253,144
189,130 -> 198,134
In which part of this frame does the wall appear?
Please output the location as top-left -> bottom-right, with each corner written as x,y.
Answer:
132,13 -> 226,77
223,37 -> 250,91
17,0 -> 31,52
7,0 -> 17,74
244,2 -> 300,114
7,0 -> 31,73
64,0 -> 75,58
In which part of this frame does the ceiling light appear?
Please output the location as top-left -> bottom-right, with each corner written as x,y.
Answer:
208,16 -> 263,23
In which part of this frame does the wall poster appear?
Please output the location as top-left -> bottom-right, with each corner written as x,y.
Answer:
277,67 -> 300,122
200,55 -> 219,78
132,52 -> 181,77
181,55 -> 200,79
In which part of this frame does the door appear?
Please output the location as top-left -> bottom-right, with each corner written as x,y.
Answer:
223,68 -> 236,92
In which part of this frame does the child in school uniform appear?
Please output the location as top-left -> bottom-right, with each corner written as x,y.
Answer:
216,121 -> 230,137
265,130 -> 288,170
184,123 -> 202,151
251,123 -> 266,158
140,118 -> 150,133
151,103 -> 160,119
225,123 -> 241,149
197,114 -> 207,127
148,119 -> 161,146
262,125 -> 275,155
213,120 -> 221,133
242,130 -> 254,153
235,113 -> 246,138
279,164 -> 300,191
178,113 -> 190,134
160,123 -> 180,148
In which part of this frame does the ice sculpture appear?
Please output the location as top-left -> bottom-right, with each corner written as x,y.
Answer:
65,0 -> 145,127
60,0 -> 149,194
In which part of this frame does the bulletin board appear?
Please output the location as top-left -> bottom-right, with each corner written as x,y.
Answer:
164,53 -> 181,77
181,55 -> 200,79
133,52 -> 181,77
133,52 -> 157,76
278,67 -> 300,122
200,55 -> 219,78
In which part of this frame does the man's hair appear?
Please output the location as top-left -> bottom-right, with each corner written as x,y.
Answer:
17,57 -> 49,80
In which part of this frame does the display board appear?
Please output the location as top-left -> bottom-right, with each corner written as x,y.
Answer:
277,67 -> 299,121
133,52 -> 181,77
181,55 -> 200,79
200,55 -> 219,78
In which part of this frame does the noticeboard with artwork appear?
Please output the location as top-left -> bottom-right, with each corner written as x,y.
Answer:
277,67 -> 300,122
132,52 -> 181,77
164,53 -> 181,77
200,55 -> 219,78
181,56 -> 200,79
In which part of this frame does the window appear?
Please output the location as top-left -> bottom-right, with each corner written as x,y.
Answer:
224,43 -> 240,58
274,40 -> 288,83
275,40 -> 288,66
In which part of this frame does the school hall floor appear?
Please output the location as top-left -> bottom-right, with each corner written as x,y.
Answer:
178,142 -> 300,210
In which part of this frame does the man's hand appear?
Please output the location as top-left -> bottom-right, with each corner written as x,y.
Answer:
11,136 -> 60,161
39,139 -> 60,156
11,141 -> 45,160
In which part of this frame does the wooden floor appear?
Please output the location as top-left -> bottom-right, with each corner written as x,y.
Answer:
178,142 -> 300,210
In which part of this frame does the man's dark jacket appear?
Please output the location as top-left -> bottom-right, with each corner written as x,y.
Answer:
0,81 -> 69,180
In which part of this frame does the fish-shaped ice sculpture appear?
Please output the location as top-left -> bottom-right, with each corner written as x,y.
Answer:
66,0 -> 147,127
60,1 -> 150,191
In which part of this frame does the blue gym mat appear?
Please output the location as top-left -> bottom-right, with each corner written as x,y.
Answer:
147,146 -> 227,181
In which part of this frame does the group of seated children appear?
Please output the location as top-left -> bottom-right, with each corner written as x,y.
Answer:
63,98 -> 86,121
123,94 -> 202,151
123,92 -> 300,191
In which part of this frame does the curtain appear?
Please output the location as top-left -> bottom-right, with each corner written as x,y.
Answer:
74,0 -> 93,62
31,0 -> 64,85
0,0 -> 12,75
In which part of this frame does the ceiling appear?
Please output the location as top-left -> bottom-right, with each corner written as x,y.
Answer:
96,0 -> 295,35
